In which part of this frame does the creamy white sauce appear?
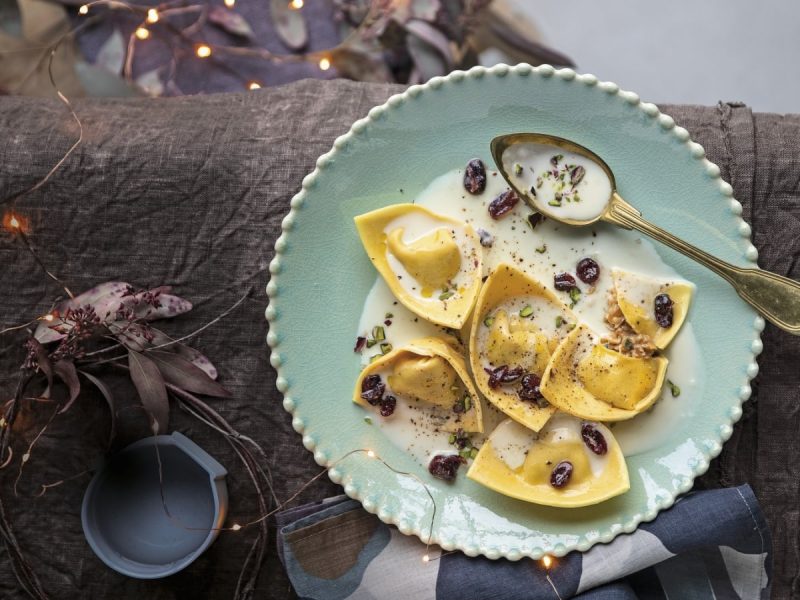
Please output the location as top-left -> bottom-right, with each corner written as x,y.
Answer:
356,168 -> 704,463
383,212 -> 479,303
488,418 -> 537,470
502,143 -> 612,221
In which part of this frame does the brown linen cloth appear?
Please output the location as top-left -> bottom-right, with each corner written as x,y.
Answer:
0,80 -> 797,599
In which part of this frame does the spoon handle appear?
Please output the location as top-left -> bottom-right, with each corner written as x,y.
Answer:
605,194 -> 800,335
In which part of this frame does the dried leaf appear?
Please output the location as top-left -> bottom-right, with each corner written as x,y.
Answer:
29,338 -> 53,397
135,68 -> 164,97
54,359 -> 80,412
330,46 -> 393,83
78,369 -> 116,446
405,23 -> 450,81
405,19 -> 453,70
270,0 -> 307,50
147,328 -> 218,380
74,61 -> 141,97
34,282 -> 192,343
0,0 -> 84,97
95,28 -> 125,76
410,0 -> 440,21
148,350 -> 231,398
128,350 -> 169,433
209,6 -> 255,40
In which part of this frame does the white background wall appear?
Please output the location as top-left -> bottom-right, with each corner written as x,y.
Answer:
504,0 -> 798,114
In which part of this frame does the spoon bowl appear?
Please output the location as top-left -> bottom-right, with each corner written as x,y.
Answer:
491,132 -> 618,227
491,132 -> 800,335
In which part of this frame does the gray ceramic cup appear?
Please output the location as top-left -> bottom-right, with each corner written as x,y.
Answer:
82,432 -> 228,578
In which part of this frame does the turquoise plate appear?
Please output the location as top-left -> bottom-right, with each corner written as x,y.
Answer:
266,64 -> 763,559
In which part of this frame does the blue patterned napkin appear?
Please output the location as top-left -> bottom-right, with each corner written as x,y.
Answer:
276,485 -> 771,599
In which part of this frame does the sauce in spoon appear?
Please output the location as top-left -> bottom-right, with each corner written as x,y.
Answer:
501,143 -> 612,222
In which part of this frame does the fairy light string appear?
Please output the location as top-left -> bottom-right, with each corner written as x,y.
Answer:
68,0 -> 391,92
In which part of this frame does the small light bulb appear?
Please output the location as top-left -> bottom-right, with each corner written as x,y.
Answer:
542,555 -> 552,569
318,57 -> 331,71
247,81 -> 261,90
146,8 -> 159,23
366,450 -> 375,458
78,4 -> 88,14
289,0 -> 303,9
422,554 -> 430,563
196,44 -> 212,58
43,314 -> 54,322
224,0 -> 235,7
231,523 -> 242,531
9,216 -> 20,229
135,27 -> 150,40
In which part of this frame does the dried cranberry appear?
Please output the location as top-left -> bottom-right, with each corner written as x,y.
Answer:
581,423 -> 608,455
453,429 -> 469,449
500,366 -> 524,384
488,190 -> 520,220
576,258 -> 600,284
518,373 -> 543,401
360,374 -> 385,405
428,454 -> 465,482
553,272 -> 578,291
550,461 -> 573,488
464,158 -> 487,195
452,399 -> 465,414
654,293 -> 674,328
379,395 -> 397,417
484,365 -> 507,389
354,336 -> 367,352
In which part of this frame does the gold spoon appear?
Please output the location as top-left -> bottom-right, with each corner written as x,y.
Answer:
491,132 -> 800,335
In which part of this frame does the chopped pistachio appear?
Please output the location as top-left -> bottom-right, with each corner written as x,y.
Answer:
536,176 -> 543,188
380,343 -> 393,354
548,200 -> 562,207
385,312 -> 394,319
569,287 -> 581,307
624,338 -> 634,351
667,379 -> 681,397
555,315 -> 564,328
448,433 -> 456,445
469,447 -> 479,459
459,449 -> 471,459
514,162 -> 523,175
439,291 -> 454,300
364,416 -> 373,425
566,323 -> 576,331
372,325 -> 385,341
535,244 -> 547,254
483,315 -> 494,328
519,305 -> 534,318
463,396 -> 472,411
370,354 -> 383,363
366,339 -> 377,348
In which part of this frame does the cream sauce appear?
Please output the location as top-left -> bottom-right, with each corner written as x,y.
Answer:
501,143 -> 612,221
357,168 -> 704,462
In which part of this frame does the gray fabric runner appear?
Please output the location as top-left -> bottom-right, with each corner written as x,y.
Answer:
0,79 -> 797,599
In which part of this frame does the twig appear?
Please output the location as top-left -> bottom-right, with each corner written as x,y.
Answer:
13,404 -> 60,497
34,469 -> 91,497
